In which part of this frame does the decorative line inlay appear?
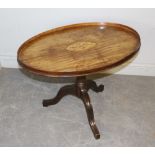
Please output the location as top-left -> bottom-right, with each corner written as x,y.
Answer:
67,41 -> 96,52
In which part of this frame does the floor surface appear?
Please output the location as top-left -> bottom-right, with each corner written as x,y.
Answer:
0,68 -> 155,146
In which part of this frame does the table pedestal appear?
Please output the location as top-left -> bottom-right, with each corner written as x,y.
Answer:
42,76 -> 104,139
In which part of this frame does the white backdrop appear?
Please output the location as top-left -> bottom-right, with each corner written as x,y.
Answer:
0,8 -> 155,76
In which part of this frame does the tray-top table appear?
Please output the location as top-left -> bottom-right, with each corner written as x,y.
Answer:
17,22 -> 141,139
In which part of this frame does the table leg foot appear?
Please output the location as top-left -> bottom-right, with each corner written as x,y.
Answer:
43,85 -> 75,107
80,92 -> 100,139
87,79 -> 104,93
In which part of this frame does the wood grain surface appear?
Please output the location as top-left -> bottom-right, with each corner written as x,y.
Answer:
17,22 -> 141,77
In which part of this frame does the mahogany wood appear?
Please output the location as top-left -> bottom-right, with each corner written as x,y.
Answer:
43,76 -> 104,139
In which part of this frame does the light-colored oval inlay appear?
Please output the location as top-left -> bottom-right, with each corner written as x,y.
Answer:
67,41 -> 96,52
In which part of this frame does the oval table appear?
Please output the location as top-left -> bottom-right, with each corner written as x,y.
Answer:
17,22 -> 141,139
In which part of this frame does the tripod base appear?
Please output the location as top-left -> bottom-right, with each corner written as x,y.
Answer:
42,76 -> 104,139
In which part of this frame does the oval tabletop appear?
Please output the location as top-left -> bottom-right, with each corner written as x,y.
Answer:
17,22 -> 141,77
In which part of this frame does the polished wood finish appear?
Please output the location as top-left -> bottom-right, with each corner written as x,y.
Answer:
43,76 -> 104,139
17,22 -> 140,77
17,22 -> 141,139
